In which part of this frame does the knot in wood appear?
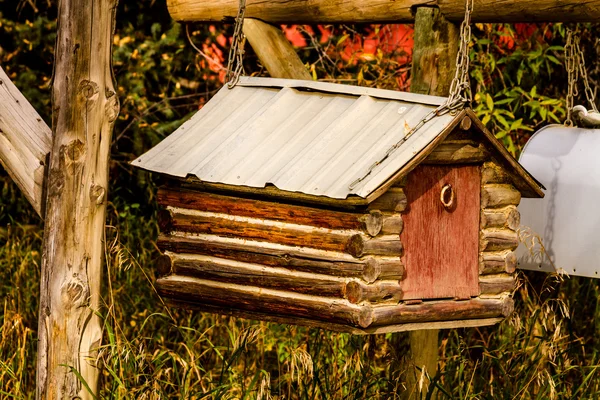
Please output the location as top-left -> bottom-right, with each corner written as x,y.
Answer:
61,275 -> 89,309
79,79 -> 99,101
60,139 -> 85,163
105,95 -> 120,123
90,184 -> 106,205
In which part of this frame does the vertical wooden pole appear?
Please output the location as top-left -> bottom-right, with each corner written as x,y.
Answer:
36,0 -> 119,398
404,6 -> 459,400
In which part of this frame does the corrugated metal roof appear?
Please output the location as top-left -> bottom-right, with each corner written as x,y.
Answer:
133,77 -> 456,199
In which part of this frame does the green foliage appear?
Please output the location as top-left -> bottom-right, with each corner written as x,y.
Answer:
2,2 -> 600,398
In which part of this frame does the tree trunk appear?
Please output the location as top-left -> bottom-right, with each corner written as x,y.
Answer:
36,0 -> 119,398
402,7 -> 459,400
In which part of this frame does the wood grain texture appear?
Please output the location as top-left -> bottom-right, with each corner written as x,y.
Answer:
164,207 -> 362,254
0,66 -> 52,216
479,276 -> 516,295
167,0 -> 600,23
368,187 -> 408,212
158,187 -> 368,231
480,206 -> 520,230
166,298 -> 504,334
481,184 -> 522,208
480,229 -> 519,252
479,251 -> 517,275
157,275 -> 374,328
401,165 -> 481,300
158,233 -> 405,282
243,18 -> 312,80
371,296 -> 514,326
411,7 -> 459,96
37,0 -> 119,398
423,140 -> 488,164
345,280 -> 403,304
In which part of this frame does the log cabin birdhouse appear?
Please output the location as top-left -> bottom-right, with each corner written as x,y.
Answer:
133,77 -> 544,334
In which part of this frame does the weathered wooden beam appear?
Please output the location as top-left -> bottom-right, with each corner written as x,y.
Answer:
479,250 -> 517,275
243,18 -> 312,80
423,140 -> 488,164
167,0 -> 600,23
36,0 -> 119,398
157,275 -> 374,328
158,187 -> 378,233
157,233 -> 405,282
479,276 -> 516,296
0,67 -> 52,217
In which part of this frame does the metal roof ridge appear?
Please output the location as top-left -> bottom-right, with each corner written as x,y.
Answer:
237,76 -> 448,107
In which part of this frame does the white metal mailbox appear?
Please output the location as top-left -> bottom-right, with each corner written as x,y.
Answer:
517,124 -> 600,278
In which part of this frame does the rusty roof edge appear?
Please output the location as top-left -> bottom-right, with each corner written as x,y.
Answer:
465,109 -> 545,198
237,76 -> 448,107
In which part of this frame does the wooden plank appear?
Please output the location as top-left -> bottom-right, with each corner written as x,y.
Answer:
167,0 -> 600,23
162,207 -> 363,254
166,298 -> 503,334
156,275 -> 374,328
0,66 -> 52,217
157,233 -> 405,282
480,228 -> 519,252
243,18 -> 311,80
401,165 -> 481,300
480,206 -> 520,230
371,296 -> 514,326
36,0 -> 119,398
479,250 -> 517,275
158,187 -> 378,233
479,276 -> 516,295
481,184 -> 522,208
423,140 -> 488,164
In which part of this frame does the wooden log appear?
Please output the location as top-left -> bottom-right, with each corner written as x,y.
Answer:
367,188 -> 407,212
164,207 -> 363,254
479,276 -> 516,295
158,233 -> 405,282
345,280 -> 402,304
481,184 -> 521,209
166,0 -> 600,23
243,18 -> 311,80
167,298 -> 503,334
346,234 -> 403,258
37,0 -> 119,398
371,296 -> 514,327
156,275 -> 374,328
0,66 -> 52,217
158,187 -> 373,232
381,214 -> 403,235
361,210 -> 384,237
423,140 -> 488,164
480,229 -> 519,252
480,206 -> 520,230
481,161 -> 512,184
479,250 -> 517,275
161,252 -> 351,298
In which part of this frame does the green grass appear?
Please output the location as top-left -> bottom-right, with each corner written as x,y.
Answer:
2,174 -> 600,399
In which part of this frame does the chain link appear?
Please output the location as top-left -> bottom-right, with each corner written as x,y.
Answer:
349,0 -> 474,191
565,27 -> 597,126
445,0 -> 474,111
225,0 -> 247,88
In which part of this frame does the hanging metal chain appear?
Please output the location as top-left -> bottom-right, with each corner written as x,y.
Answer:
349,0 -> 474,191
565,27 -> 598,126
225,0 -> 247,88
445,0 -> 474,111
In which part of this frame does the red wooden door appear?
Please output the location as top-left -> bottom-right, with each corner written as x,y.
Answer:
400,165 -> 480,300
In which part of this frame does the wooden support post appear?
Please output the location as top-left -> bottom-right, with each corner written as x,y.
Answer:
36,0 -> 119,398
243,18 -> 312,80
167,0 -> 600,23
402,7 -> 459,400
0,66 -> 52,217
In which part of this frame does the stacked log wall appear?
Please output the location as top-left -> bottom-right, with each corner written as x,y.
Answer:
155,186 -> 406,330
479,160 -> 520,297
